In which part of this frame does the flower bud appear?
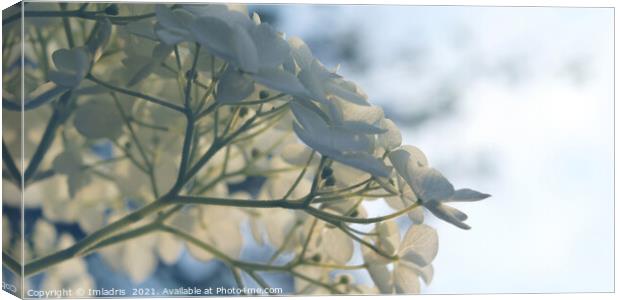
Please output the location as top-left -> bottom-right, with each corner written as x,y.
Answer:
239,107 -> 248,118
338,274 -> 352,285
185,70 -> 197,81
324,176 -> 336,187
321,166 -> 333,179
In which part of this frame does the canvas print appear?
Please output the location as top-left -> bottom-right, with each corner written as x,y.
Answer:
1,1 -> 614,298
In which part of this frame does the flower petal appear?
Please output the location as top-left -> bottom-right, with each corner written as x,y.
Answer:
231,23 -> 259,73
447,188 -> 491,202
376,220 -> 400,255
399,224 -> 438,267
322,227 -> 354,264
73,100 -> 124,140
425,201 -> 471,230
409,167 -> 455,203
366,263 -> 393,294
378,118 -> 402,151
249,23 -> 290,68
252,67 -> 308,98
215,67 -> 255,103
393,261 -> 421,294
49,48 -> 90,87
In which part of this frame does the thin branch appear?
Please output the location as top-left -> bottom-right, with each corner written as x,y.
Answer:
86,74 -> 185,113
2,140 -> 21,185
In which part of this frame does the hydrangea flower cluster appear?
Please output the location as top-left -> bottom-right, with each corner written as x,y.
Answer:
2,3 -> 489,295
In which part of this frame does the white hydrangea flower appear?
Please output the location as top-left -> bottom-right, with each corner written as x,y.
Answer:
389,146 -> 490,229
290,101 -> 391,178
363,224 -> 438,294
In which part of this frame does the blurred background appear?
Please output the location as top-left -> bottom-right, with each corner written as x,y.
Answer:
6,3 -> 614,295
248,4 -> 614,293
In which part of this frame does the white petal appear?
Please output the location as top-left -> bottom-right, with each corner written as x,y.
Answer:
376,220 -> 400,255
215,68 -> 255,103
127,43 -> 174,86
411,168 -> 455,202
407,207 -> 425,224
204,207 -> 245,258
154,25 -> 187,45
250,23 -> 290,68
340,121 -> 387,135
73,100 -> 124,140
125,20 -> 157,40
378,118 -> 402,151
33,219 -> 57,257
191,16 -> 233,59
322,227 -> 353,264
389,145 -> 428,171
297,62 -> 328,101
399,224 -> 438,267
49,48 -> 90,87
124,238 -> 157,284
250,218 -> 265,245
366,263 -> 393,294
447,188 -> 491,202
52,150 -> 83,175
325,79 -> 369,105
265,209 -> 296,247
251,12 -> 261,24
393,262 -> 421,294
288,36 -> 314,69
231,24 -> 259,73
157,233 -> 183,265
280,143 -> 316,165
388,146 -> 429,189
290,101 -> 329,133
332,152 -> 392,178
52,48 -> 89,74
252,67 -> 308,98
76,202 -> 106,233
155,5 -> 184,31
424,201 -> 471,230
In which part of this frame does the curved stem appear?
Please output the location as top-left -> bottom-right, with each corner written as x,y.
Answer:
306,202 -> 420,224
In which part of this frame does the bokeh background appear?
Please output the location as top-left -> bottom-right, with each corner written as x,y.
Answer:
5,3 -> 614,295
251,4 -> 615,293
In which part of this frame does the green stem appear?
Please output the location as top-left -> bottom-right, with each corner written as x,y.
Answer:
171,195 -> 304,209
174,44 -> 201,190
2,140 -> 21,185
306,202 -> 420,224
59,3 -> 75,48
281,151 -> 315,201
23,91 -> 72,183
4,9 -> 156,26
86,74 -> 184,113
24,199 -> 167,276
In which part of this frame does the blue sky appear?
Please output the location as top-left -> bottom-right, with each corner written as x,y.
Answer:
260,4 -> 614,293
